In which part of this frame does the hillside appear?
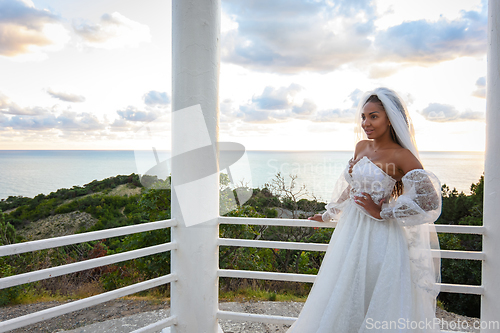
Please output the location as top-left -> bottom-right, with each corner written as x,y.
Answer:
18,212 -> 97,241
1,174 -> 145,239
13,183 -> 143,241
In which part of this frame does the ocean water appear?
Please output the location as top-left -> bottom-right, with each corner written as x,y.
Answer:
0,150 -> 484,202
0,151 -> 137,201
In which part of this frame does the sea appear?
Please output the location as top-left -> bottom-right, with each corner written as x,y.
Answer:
0,150 -> 485,202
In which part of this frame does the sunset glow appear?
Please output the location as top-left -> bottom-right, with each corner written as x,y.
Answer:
0,0 -> 487,152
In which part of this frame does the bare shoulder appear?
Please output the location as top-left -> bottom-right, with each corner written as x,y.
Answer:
354,140 -> 370,159
394,148 -> 423,174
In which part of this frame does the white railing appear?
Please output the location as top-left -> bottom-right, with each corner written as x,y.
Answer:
217,216 -> 485,328
0,218 -> 176,256
0,215 -> 487,332
0,218 -> 178,333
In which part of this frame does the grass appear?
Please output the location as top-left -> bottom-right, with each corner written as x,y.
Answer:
2,281 -> 104,306
12,286 -> 73,305
4,284 -> 306,307
219,287 -> 307,302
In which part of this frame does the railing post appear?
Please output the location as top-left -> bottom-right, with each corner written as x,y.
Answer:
482,0 -> 500,330
171,0 -> 220,332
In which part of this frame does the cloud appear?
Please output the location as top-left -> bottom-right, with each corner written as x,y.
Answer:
57,111 -> 105,131
1,111 -> 105,131
109,117 -> 137,132
220,99 -> 243,124
221,0 -> 487,74
238,104 -> 292,123
312,88 -> 361,122
143,90 -> 170,106
0,92 -> 107,131
221,0 -> 375,73
475,76 -> 486,86
73,12 -> 151,49
223,86 -> 363,124
420,103 -> 484,122
4,113 -> 58,130
0,0 -> 69,60
375,4 -> 487,63
47,88 -> 86,103
252,83 -> 302,109
472,76 -> 486,98
292,99 -> 317,115
367,63 -> 406,79
0,91 -> 47,115
116,105 -> 164,122
0,94 -> 173,144
233,84 -> 317,123
313,107 -> 356,123
346,88 -> 363,108
1,99 -> 171,139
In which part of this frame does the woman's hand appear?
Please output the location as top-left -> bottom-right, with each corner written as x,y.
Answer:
353,192 -> 385,219
308,214 -> 323,222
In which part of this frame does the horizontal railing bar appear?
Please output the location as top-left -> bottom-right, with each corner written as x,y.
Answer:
219,216 -> 336,228
0,273 -> 177,333
439,283 -> 483,295
219,269 -> 483,295
218,238 -> 329,252
434,225 -> 484,234
437,250 -> 484,260
220,238 -> 483,261
0,219 -> 176,257
217,310 -> 297,325
220,217 -> 485,235
0,242 -> 177,290
218,269 -> 316,283
130,316 -> 177,333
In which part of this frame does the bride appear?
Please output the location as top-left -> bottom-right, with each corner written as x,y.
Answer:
288,87 -> 442,332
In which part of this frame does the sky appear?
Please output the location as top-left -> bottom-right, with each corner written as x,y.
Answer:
0,0 -> 488,152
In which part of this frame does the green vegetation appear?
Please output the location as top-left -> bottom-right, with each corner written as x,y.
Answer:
0,174 -> 148,306
0,173 -> 485,318
436,175 -> 484,318
0,209 -> 21,306
1,174 -> 142,229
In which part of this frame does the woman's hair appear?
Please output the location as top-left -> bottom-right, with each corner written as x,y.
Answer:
365,94 -> 382,105
363,94 -> 403,148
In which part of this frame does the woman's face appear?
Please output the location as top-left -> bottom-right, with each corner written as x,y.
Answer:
361,101 -> 391,140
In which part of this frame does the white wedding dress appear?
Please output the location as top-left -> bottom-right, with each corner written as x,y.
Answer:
288,156 -> 442,333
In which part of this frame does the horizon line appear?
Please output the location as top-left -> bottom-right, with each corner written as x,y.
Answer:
0,149 -> 486,153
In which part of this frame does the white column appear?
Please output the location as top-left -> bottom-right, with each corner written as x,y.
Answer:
171,0 -> 220,332
482,0 -> 500,330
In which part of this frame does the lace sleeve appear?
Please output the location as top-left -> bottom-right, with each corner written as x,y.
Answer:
322,166 -> 351,222
380,169 -> 441,226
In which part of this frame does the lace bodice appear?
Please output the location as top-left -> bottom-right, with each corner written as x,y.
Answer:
347,156 -> 396,207
322,156 -> 442,226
